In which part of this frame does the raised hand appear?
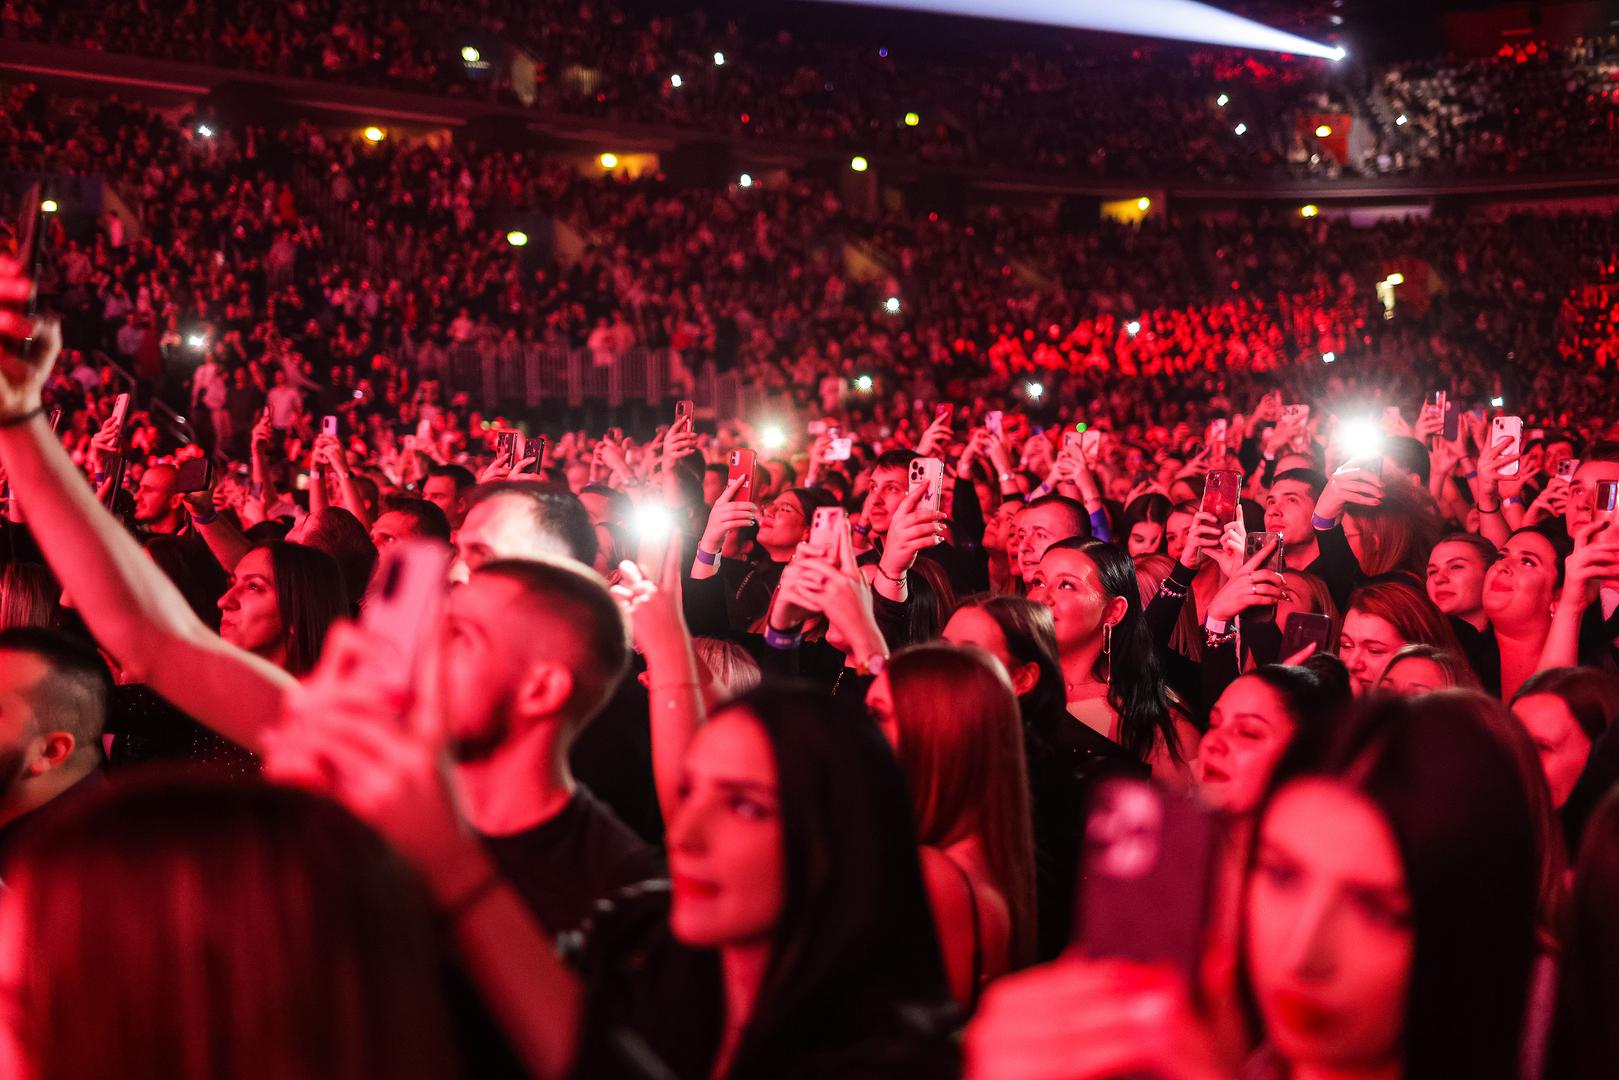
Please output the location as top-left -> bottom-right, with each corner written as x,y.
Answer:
698,474 -> 757,554
1207,535 -> 1287,622
0,257 -> 60,415
915,410 -> 954,459
1316,460 -> 1385,522
878,483 -> 944,584
1176,510 -> 1223,571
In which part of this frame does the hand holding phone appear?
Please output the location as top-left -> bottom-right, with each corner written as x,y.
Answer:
1199,469 -> 1242,527
909,457 -> 946,520
728,449 -> 758,505
1281,612 -> 1334,661
358,539 -> 452,707
1072,778 -> 1217,983
1491,416 -> 1524,478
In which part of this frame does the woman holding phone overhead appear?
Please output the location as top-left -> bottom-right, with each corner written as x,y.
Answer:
964,694 -> 1538,1080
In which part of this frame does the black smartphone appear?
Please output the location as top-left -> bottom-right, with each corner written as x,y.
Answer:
1281,612 -> 1335,659
173,457 -> 213,494
1072,778 -> 1218,983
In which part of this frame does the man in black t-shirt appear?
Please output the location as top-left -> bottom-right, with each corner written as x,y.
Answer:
439,557 -> 664,938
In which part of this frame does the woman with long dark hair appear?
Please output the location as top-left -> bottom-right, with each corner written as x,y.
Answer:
273,672 -> 960,1080
1027,538 -> 1193,780
865,643 -> 1037,1005
965,694 -> 1539,1080
1546,788 -> 1619,1080
0,776 -> 459,1080
943,593 -> 1143,960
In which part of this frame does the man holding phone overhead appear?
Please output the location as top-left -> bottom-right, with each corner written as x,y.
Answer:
0,257 -> 664,941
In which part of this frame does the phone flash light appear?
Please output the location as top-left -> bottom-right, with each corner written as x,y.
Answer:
635,503 -> 675,539
1491,396 -> 1506,408
883,296 -> 902,314
1026,382 -> 1045,401
1126,320 -> 1141,336
185,334 -> 207,349
855,375 -> 874,392
760,425 -> 786,449
1322,352 -> 1336,364
1342,419 -> 1383,460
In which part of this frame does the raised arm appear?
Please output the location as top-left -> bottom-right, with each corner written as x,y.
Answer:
0,263 -> 291,752
611,560 -> 705,828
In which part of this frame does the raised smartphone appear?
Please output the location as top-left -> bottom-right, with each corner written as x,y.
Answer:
1492,415 -> 1524,478
1200,469 -> 1242,527
1071,778 -> 1218,984
728,448 -> 758,505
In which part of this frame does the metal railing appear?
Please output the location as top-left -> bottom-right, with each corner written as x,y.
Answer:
401,338 -> 767,416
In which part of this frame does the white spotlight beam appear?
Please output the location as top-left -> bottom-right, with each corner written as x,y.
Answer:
803,0 -> 1345,61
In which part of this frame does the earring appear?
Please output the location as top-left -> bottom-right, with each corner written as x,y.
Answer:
1102,622 -> 1114,686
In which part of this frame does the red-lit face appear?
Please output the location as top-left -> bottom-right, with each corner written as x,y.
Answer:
1338,611 -> 1406,696
865,467 -> 909,537
1246,780 -> 1412,1075
667,708 -> 784,950
1197,676 -> 1295,815
1265,480 -> 1316,549
1425,540 -> 1488,621
218,547 -> 287,665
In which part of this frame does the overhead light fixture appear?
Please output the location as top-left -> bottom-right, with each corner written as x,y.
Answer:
362,126 -> 385,143
1234,123 -> 1248,135
1301,204 -> 1319,218
599,152 -> 619,169
39,199 -> 58,214
1216,93 -> 1229,107
850,155 -> 870,172
738,173 -> 754,188
713,51 -> 726,66
1136,196 -> 1151,211
1315,124 -> 1333,138
670,73 -> 683,87
506,230 -> 529,247
461,45 -> 481,63
904,111 -> 921,126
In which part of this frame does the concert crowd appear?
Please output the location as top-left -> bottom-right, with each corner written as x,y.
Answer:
0,13 -> 1618,1080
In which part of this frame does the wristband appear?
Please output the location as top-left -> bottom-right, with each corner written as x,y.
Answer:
998,472 -> 1016,484
695,547 -> 719,566
852,523 -> 871,537
1310,513 -> 1339,531
764,625 -> 804,650
1503,496 -> 1524,508
1477,502 -> 1502,514
190,505 -> 220,526
877,563 -> 909,587
92,472 -> 107,486
1464,471 -> 1479,480
0,406 -> 46,429
1204,615 -> 1231,635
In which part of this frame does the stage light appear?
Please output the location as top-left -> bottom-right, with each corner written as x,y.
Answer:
506,230 -> 529,247
1330,46 -> 1346,61
850,155 -> 870,172
1395,114 -> 1409,126
1384,272 -> 1404,286
855,374 -> 874,392
713,51 -> 726,66
884,296 -> 902,314
196,123 -> 214,138
1234,123 -> 1248,135
599,152 -> 619,169
1136,196 -> 1151,211
362,126 -> 385,143
1322,351 -> 1336,364
1301,204 -> 1319,218
461,45 -> 481,63
1491,395 -> 1506,408
801,0 -> 1347,61
1216,93 -> 1229,107
1314,124 -> 1333,138
1026,381 -> 1045,401
760,425 -> 787,449
739,173 -> 754,188
1126,320 -> 1141,336
1341,418 -> 1382,460
904,111 -> 921,126
39,199 -> 58,214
